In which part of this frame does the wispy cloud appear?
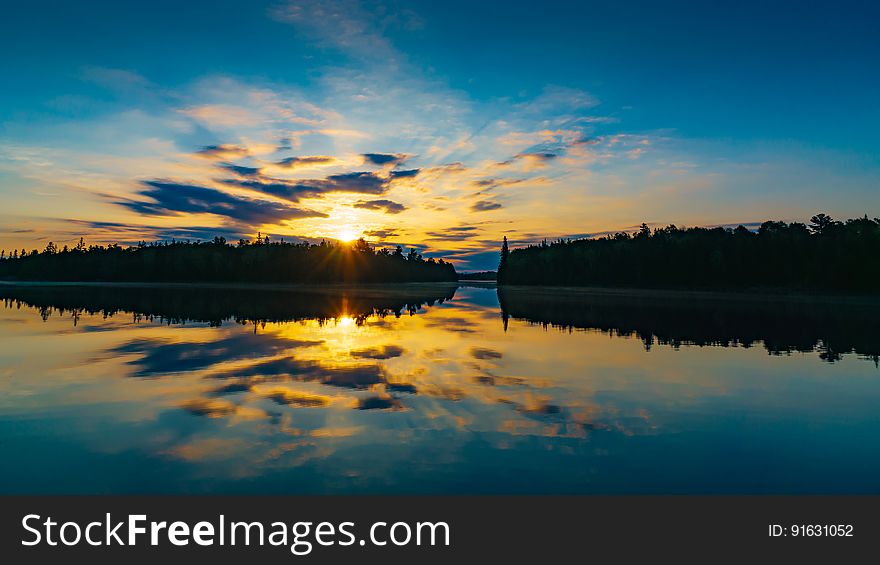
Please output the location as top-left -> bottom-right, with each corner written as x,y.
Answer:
353,199 -> 406,214
275,155 -> 338,169
119,180 -> 327,224
362,152 -> 409,167
470,200 -> 503,212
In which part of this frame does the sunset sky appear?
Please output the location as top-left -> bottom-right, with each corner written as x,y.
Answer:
1,0 -> 878,270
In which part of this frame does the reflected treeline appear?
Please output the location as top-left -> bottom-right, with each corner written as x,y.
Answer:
0,283 -> 457,326
498,287 -> 880,364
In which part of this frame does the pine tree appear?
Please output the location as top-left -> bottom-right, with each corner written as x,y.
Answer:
498,236 -> 509,284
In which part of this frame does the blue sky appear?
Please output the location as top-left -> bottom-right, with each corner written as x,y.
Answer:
1,0 -> 878,269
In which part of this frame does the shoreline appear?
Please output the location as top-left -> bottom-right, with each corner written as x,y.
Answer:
2,279 -> 879,304
497,283 -> 880,305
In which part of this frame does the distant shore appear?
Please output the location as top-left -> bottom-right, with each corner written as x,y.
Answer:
3,278 -> 879,305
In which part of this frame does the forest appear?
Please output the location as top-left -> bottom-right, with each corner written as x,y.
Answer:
497,214 -> 880,292
0,235 -> 458,284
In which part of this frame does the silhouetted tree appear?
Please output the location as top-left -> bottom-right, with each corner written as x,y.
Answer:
809,213 -> 839,235
0,236 -> 457,284
497,236 -> 510,283
497,213 -> 880,292
353,238 -> 372,254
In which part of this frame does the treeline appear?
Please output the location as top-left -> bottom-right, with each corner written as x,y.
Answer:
497,214 -> 880,291
458,270 -> 497,281
0,235 -> 457,284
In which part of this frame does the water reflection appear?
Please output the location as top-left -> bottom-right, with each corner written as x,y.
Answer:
0,282 -> 878,494
1,282 -> 457,326
498,286 -> 880,365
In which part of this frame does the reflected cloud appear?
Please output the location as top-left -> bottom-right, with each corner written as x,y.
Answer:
357,396 -> 403,410
264,388 -> 331,408
181,398 -> 238,418
111,334 -> 320,377
3,283 -> 878,494
470,346 -> 502,360
350,344 -> 405,359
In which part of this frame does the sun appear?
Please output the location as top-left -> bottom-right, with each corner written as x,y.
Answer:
336,227 -> 358,243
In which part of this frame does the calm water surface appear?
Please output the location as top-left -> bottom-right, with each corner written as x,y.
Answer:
1,282 -> 878,493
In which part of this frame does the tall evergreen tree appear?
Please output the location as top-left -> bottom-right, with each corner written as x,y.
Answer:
497,236 -> 510,283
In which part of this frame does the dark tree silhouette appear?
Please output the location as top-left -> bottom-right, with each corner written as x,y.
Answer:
497,236 -> 509,283
0,235 -> 457,284
809,213 -> 839,235
497,214 -> 880,292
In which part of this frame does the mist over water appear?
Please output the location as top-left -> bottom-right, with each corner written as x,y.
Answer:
1,283 -> 879,494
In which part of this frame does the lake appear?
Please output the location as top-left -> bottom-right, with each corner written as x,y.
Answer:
1,282 -> 878,494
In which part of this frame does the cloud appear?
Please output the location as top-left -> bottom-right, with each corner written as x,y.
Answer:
390,168 -> 420,179
219,178 -> 317,202
195,144 -> 249,159
325,171 -> 389,192
275,155 -> 337,169
220,163 -> 262,176
220,357 -> 387,389
363,229 -> 400,239
221,170 -> 391,202
119,180 -> 328,224
112,334 -> 318,377
517,85 -> 599,116
264,389 -> 330,408
210,383 -> 253,396
59,219 -> 248,245
470,347 -> 503,360
181,398 -> 238,418
472,178 -> 522,188
362,153 -> 409,167
424,226 -> 480,241
511,152 -> 558,167
423,316 -> 479,333
269,0 -> 411,64
350,345 -> 405,359
353,199 -> 406,214
182,104 -> 264,128
357,396 -> 403,410
470,200 -> 503,212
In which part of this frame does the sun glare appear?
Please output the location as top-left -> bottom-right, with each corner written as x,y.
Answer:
336,228 -> 358,243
